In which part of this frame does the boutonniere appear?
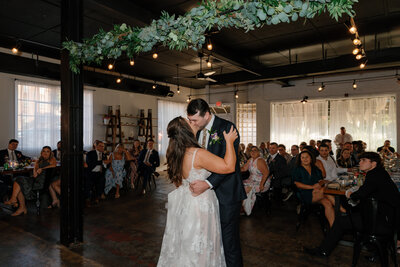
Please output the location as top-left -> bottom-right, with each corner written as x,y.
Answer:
208,128 -> 221,145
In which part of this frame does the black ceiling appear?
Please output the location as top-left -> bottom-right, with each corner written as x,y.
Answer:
1,0 -> 400,90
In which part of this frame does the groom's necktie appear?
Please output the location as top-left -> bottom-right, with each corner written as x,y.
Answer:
201,129 -> 208,148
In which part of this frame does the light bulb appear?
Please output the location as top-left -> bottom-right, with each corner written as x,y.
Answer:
152,53 -> 158,59
207,61 -> 212,68
318,84 -> 325,92
152,84 -> 156,89
108,63 -> 114,70
353,38 -> 361,45
177,87 -> 180,94
116,78 -> 122,83
353,81 -> 357,89
11,47 -> 18,54
349,26 -> 357,34
352,48 -> 360,55
302,101 -> 306,105
235,93 -> 239,99
360,62 -> 366,69
130,59 -> 135,66
356,54 -> 363,60
186,98 -> 190,103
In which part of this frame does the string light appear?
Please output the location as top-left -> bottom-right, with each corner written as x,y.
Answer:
207,58 -> 212,68
11,47 -> 18,54
355,52 -> 364,60
152,82 -> 157,89
318,83 -> 325,92
360,60 -> 367,69
129,58 -> 135,66
108,63 -> 114,70
353,38 -> 361,45
116,78 -> 122,84
349,26 -> 357,34
352,47 -> 360,55
207,38 -> 213,51
352,80 -> 357,89
152,52 -> 158,59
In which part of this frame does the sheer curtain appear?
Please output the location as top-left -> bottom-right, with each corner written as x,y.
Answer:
15,80 -> 93,156
158,100 -> 188,166
329,96 -> 396,151
271,100 -> 329,147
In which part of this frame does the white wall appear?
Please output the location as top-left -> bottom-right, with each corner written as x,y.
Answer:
0,72 -> 190,150
195,69 -> 400,151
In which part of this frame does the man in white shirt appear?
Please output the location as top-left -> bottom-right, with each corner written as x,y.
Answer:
334,127 -> 353,151
317,144 -> 349,181
0,139 -> 29,165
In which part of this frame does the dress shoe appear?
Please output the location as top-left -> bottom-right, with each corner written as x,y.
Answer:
303,247 -> 328,258
11,208 -> 27,216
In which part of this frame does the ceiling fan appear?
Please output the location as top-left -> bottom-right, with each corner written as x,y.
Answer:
196,52 -> 217,82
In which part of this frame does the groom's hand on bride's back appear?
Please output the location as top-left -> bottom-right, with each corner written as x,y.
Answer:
190,180 -> 210,196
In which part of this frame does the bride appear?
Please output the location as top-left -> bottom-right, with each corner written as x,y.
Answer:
157,116 -> 238,267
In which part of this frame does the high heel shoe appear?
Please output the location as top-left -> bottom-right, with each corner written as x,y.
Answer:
4,199 -> 17,206
115,193 -> 120,199
11,208 -> 27,216
47,200 -> 60,209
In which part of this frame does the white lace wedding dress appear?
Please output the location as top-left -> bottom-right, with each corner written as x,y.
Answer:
157,149 -> 226,267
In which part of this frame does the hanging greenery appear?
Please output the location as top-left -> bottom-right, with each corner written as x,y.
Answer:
63,0 -> 358,73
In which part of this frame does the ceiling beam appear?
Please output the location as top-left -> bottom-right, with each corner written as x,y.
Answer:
211,47 -> 400,85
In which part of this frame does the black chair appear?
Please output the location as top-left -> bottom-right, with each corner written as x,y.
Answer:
352,197 -> 398,267
136,168 -> 158,192
33,167 -> 58,215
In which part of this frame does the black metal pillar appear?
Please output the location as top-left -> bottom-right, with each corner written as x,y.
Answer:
60,0 -> 84,246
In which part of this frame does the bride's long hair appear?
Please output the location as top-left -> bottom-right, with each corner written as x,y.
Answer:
166,116 -> 200,186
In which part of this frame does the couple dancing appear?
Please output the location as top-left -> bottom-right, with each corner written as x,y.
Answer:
158,99 -> 246,267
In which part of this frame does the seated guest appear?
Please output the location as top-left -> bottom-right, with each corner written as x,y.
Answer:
299,142 -> 307,151
266,142 -> 290,201
316,140 -> 322,150
138,139 -> 160,194
352,140 -> 365,164
5,146 -> 57,216
377,139 -> 395,156
321,139 -> 334,156
337,149 -> 355,168
288,145 -> 300,173
303,146 -> 326,178
128,140 -> 142,189
85,140 -> 107,206
342,142 -> 357,166
241,147 -> 270,215
309,139 -> 317,149
48,176 -> 61,208
293,150 -> 335,227
239,143 -> 247,166
0,139 -> 29,165
304,152 -> 400,257
259,142 -> 268,159
245,143 -> 253,159
104,144 -> 132,198
52,141 -> 62,161
317,144 -> 349,181
278,144 -> 292,164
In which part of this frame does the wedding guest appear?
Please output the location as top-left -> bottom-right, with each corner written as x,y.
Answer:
52,141 -> 62,161
266,142 -> 290,202
259,142 -> 268,159
303,146 -> 326,178
337,148 -> 355,168
0,139 -> 29,165
316,140 -> 322,149
138,139 -> 160,194
377,140 -> 395,155
293,150 -> 335,227
278,144 -> 292,164
245,143 -> 253,159
128,140 -> 142,189
5,146 -> 56,216
48,176 -> 61,209
321,139 -> 334,156
104,144 -> 132,198
304,152 -> 400,257
343,142 -> 357,165
241,147 -> 270,215
239,143 -> 247,166
317,144 -> 349,181
288,145 -> 300,173
334,127 -> 353,152
299,142 -> 307,151
353,140 -> 365,163
85,140 -> 107,206
309,139 -> 317,149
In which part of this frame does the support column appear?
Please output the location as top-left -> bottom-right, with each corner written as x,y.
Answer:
60,0 -> 84,246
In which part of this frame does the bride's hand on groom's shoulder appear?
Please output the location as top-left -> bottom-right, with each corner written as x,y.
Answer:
223,125 -> 238,143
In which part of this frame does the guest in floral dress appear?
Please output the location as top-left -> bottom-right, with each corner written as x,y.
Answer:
240,147 -> 270,215
104,144 -> 132,198
128,140 -> 142,189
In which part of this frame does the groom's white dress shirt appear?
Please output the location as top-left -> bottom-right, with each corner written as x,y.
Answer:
198,114 -> 215,189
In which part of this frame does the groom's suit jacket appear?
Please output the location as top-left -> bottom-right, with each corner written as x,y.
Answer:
197,115 -> 246,205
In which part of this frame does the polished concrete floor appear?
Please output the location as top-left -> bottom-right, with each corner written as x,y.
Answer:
0,173 -> 388,267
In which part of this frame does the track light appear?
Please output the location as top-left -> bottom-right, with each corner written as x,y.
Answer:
349,26 -> 357,34
318,83 -> 325,92
353,38 -> 361,46
352,80 -> 357,89
152,82 -> 157,89
187,95 -> 191,102
129,58 -> 135,66
301,96 -> 308,104
207,38 -> 212,51
177,85 -> 180,94
235,91 -> 238,99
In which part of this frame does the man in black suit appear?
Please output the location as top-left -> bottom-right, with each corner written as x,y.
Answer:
187,99 -> 246,267
138,139 -> 160,194
304,152 -> 400,258
266,142 -> 290,202
0,139 -> 29,165
85,140 -> 107,206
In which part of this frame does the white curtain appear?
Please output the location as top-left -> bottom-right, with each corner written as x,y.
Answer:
329,96 -> 396,152
271,100 -> 328,148
158,100 -> 188,166
15,80 -> 93,157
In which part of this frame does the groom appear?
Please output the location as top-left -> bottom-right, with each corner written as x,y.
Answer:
187,98 -> 246,267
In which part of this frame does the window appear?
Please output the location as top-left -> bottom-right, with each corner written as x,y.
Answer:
237,103 -> 257,146
271,96 -> 396,151
15,80 -> 93,156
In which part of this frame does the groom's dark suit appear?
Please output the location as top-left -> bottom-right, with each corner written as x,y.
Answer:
197,115 -> 246,267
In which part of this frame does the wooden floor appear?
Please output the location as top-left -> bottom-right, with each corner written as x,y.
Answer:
0,173 -> 386,266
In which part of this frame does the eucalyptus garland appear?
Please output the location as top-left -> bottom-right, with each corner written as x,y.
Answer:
63,0 -> 358,73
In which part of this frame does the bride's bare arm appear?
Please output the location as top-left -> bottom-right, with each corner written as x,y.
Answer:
195,126 -> 238,174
